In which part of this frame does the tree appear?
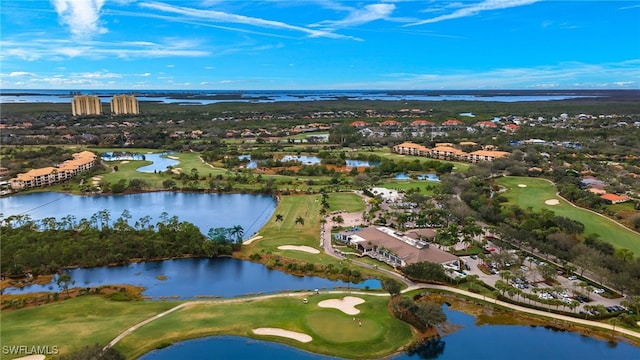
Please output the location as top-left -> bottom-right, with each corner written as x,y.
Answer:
415,300 -> 447,328
230,225 -> 244,243
57,273 -> 74,298
295,216 -> 305,226
275,214 -> 284,222
382,277 -> 402,297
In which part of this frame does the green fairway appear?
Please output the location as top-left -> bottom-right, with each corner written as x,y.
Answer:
498,176 -> 640,255
327,192 -> 366,212
115,294 -> 411,359
377,180 -> 438,195
0,296 -> 178,359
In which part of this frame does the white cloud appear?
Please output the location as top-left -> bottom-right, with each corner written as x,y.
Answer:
312,3 -> 396,28
51,0 -> 107,38
8,71 -> 35,77
406,0 -> 540,26
140,1 -> 359,40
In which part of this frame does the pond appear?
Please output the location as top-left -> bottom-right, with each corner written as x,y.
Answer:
3,257 -> 380,298
0,192 -> 277,238
139,307 -> 639,359
101,152 -> 179,173
240,155 -> 379,168
394,173 -> 440,182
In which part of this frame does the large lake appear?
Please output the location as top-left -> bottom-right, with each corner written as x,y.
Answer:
0,192 -> 276,237
140,308 -> 639,359
3,257 -> 380,298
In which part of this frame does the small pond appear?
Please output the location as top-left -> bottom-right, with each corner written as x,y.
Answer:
394,173 -> 440,182
101,152 -> 179,173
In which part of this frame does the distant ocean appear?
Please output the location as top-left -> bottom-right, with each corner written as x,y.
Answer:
0,89 -> 623,104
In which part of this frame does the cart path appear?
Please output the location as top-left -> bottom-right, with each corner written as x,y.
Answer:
105,285 -> 640,350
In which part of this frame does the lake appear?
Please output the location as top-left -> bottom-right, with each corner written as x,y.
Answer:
241,155 -> 378,168
395,173 -> 440,182
2,257 -> 380,298
101,152 -> 179,173
0,191 -> 277,237
139,307 -> 639,359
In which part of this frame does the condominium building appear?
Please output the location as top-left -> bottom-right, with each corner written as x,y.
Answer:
72,95 -> 102,116
10,151 -> 97,190
111,95 -> 139,115
391,141 -> 509,163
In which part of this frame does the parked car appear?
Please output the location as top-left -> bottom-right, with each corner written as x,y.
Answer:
568,275 -> 577,280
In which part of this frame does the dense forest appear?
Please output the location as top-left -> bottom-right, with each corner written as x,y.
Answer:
0,211 -> 238,276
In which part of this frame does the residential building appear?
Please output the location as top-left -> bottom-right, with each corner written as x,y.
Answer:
392,142 -> 430,156
391,141 -> 510,163
467,150 -> 510,163
111,95 -> 139,115
10,151 -> 97,190
72,95 -> 102,116
600,193 -> 630,204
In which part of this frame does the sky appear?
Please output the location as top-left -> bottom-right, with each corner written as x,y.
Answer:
1,0 -> 639,90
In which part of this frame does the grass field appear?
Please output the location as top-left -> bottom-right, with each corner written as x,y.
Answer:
498,176 -> 640,255
115,294 -> 411,359
327,192 -> 366,213
0,296 -> 178,359
377,180 -> 438,195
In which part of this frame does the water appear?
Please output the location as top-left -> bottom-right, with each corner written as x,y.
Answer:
240,155 -> 378,168
101,152 -> 179,173
281,155 -> 321,165
0,89 -> 602,104
345,159 -> 379,167
139,336 -> 340,360
139,308 -> 639,359
0,192 -> 276,238
2,257 -> 380,298
394,173 -> 440,181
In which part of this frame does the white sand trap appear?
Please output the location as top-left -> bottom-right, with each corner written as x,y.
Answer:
277,245 -> 320,254
318,296 -> 365,315
243,235 -> 263,245
168,155 -> 179,159
545,199 -> 560,205
253,328 -> 312,343
120,160 -> 130,164
518,184 -> 527,188
13,356 -> 45,360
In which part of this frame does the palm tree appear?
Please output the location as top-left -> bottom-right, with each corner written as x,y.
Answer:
295,216 -> 305,226
230,225 -> 244,243
275,214 -> 284,222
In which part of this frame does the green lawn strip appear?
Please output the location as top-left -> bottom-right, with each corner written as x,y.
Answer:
0,296 -> 179,359
328,192 -> 366,212
498,176 -> 640,255
115,294 -> 412,360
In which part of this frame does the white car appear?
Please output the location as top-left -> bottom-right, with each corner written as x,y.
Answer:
593,288 -> 605,294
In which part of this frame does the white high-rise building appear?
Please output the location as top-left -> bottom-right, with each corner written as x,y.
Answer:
71,95 -> 102,116
110,95 -> 139,115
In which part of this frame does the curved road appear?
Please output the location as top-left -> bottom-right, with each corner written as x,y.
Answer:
105,285 -> 640,351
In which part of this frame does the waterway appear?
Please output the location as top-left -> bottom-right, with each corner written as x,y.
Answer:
139,307 -> 639,359
101,152 -> 179,173
0,191 -> 277,238
3,257 -> 380,298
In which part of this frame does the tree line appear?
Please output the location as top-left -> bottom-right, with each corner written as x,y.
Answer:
1,210 -> 238,276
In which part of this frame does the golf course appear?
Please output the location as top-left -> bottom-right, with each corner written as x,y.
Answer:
498,176 -> 640,255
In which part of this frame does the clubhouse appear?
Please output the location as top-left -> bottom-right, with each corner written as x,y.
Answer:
10,151 -> 97,190
335,226 -> 459,268
392,142 -> 509,163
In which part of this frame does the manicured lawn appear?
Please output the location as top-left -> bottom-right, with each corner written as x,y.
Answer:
0,296 -> 178,359
327,192 -> 366,212
377,180 -> 438,195
498,176 -> 640,255
116,294 -> 412,359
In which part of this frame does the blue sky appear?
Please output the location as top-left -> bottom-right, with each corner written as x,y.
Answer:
1,0 -> 639,90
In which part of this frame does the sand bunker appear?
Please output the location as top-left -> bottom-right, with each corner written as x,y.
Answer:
168,155 -> 179,159
518,184 -> 527,188
13,356 -> 45,360
545,199 -> 560,205
318,296 -> 365,315
120,160 -> 130,164
277,245 -> 320,254
243,235 -> 263,245
253,328 -> 312,343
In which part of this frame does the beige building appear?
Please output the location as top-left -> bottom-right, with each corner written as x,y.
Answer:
72,95 -> 102,116
110,95 -> 139,115
10,151 -> 97,190
392,141 -> 509,163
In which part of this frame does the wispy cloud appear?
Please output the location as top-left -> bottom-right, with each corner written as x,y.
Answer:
311,3 -> 397,28
139,1 -> 359,40
51,0 -> 107,38
405,0 -> 540,27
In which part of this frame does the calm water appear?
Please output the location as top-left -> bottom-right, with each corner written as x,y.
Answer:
241,155 -> 378,168
101,152 -> 179,173
3,257 -> 380,298
0,89 -> 601,104
0,192 -> 276,237
139,308 -> 639,359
